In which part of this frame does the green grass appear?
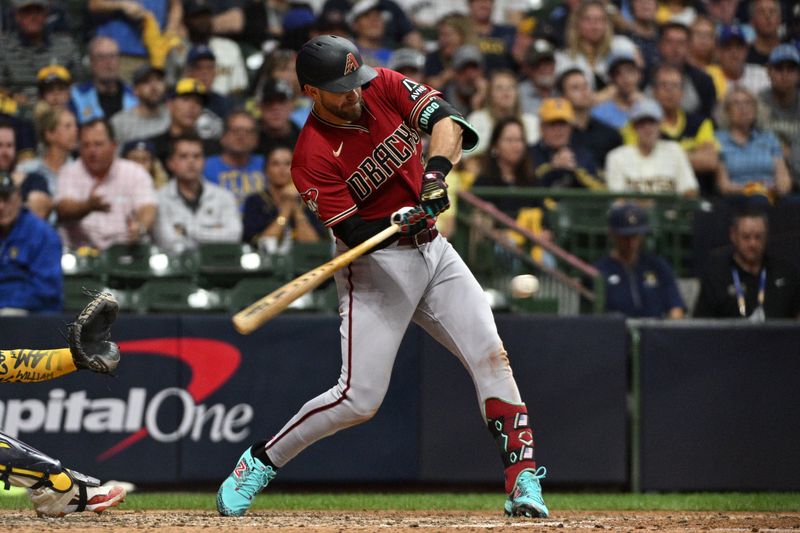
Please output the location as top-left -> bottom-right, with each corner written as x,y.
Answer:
2,491 -> 799,512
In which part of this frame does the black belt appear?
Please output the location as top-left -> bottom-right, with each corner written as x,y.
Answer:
397,227 -> 438,247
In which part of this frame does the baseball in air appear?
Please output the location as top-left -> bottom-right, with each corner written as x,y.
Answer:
510,274 -> 540,298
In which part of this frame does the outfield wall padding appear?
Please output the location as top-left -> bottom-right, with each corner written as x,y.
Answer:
637,322 -> 800,491
4,315 -> 798,490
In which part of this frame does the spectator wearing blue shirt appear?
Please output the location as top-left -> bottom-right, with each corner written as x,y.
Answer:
88,0 -> 182,81
70,36 -> 138,124
348,0 -> 394,68
529,98 -> 604,189
0,172 -> 62,314
594,202 -> 686,318
467,0 -> 517,73
204,110 -> 265,210
715,86 -> 792,202
591,50 -> 643,130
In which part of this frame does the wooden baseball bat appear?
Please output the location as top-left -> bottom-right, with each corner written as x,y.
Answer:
232,224 -> 400,334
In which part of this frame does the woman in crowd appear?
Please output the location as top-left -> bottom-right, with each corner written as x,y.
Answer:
473,117 -> 553,264
16,107 -> 78,219
424,13 -> 476,91
467,69 -> 541,157
715,86 -> 792,203
242,145 -> 326,254
473,117 -> 538,213
555,0 -> 637,93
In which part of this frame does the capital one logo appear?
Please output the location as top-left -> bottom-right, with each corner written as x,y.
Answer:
0,339 -> 252,462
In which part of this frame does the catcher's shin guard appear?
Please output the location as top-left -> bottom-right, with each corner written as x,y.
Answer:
485,398 -> 536,494
0,431 -> 63,490
0,432 -> 99,493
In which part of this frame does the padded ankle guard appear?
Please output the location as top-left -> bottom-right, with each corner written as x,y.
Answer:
485,398 -> 536,494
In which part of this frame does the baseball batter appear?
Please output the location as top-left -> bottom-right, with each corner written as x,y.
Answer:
217,35 -> 549,519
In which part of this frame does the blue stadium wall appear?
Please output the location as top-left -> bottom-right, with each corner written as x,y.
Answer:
1,315 -> 798,491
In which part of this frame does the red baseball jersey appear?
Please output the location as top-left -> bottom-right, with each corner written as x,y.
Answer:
292,67 -> 441,227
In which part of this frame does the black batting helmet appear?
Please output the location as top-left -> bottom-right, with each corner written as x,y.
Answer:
295,35 -> 378,93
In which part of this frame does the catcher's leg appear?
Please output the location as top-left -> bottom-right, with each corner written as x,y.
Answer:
0,432 -> 125,517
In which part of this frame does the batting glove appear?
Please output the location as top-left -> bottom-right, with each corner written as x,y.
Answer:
391,206 -> 429,236
420,171 -> 449,218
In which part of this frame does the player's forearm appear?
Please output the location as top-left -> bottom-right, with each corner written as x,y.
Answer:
333,214 -> 395,250
427,118 -> 463,166
0,349 -> 77,383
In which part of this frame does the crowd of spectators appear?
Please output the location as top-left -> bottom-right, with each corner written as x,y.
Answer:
0,0 -> 798,318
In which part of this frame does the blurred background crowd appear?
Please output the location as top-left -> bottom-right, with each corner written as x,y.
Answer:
0,0 -> 798,319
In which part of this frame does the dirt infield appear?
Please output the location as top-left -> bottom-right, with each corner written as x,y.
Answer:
2,510 -> 799,532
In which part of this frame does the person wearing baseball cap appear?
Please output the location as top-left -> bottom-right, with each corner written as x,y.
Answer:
590,49 -> 642,129
120,138 -> 168,188
257,78 -> 301,155
181,0 -> 249,96
0,0 -> 81,105
530,98 -> 603,189
759,44 -> 800,187
605,98 -> 699,196
387,48 -> 426,79
144,78 -> 219,168
518,39 -> 557,116
593,202 -> 686,318
0,171 -> 63,314
36,64 -> 72,110
717,25 -> 770,96
439,44 -> 488,115
184,44 -> 235,121
348,0 -> 393,67
110,65 -> 170,147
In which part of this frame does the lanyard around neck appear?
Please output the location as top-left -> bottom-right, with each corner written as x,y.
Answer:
731,266 -> 766,318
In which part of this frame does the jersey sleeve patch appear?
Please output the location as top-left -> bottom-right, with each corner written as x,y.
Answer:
401,78 -> 430,102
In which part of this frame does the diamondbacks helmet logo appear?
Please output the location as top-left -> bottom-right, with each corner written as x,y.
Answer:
301,188 -> 320,216
344,53 -> 360,76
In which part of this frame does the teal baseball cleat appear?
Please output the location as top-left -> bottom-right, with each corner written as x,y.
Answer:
216,447 -> 277,517
504,466 -> 549,518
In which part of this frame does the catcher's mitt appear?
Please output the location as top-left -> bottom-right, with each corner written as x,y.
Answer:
67,291 -> 121,374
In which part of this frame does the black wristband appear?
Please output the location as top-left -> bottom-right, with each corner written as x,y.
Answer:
424,156 -> 453,176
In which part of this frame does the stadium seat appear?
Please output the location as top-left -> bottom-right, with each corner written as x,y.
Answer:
62,276 -> 107,312
134,279 -> 225,313
287,241 -> 335,277
225,276 -> 285,313
194,243 -> 270,289
101,243 -> 192,289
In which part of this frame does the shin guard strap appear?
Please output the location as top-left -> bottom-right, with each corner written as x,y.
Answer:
75,482 -> 87,513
